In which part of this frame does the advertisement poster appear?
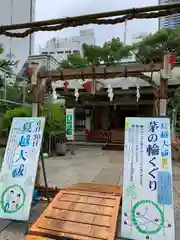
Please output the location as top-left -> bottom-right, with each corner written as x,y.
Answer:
66,109 -> 75,141
121,117 -> 175,240
0,117 -> 45,221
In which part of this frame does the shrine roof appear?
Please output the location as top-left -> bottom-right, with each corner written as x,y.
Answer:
52,66 -> 180,89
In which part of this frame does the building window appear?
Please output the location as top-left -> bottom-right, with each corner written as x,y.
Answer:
42,52 -> 48,54
49,52 -> 55,54
57,51 -> 64,54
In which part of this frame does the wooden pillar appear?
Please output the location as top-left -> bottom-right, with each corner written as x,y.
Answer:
153,99 -> 159,116
159,55 -> 170,116
29,63 -> 43,187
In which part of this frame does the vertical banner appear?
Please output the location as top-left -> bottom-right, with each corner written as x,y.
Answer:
0,117 -> 45,221
66,109 -> 75,141
121,117 -> 175,240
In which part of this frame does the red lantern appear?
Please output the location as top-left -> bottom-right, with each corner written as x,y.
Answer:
83,81 -> 91,92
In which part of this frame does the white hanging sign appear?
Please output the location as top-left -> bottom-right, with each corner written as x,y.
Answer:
121,117 -> 175,240
0,117 -> 45,221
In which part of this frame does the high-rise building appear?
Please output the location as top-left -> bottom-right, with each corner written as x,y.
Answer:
39,29 -> 96,62
159,0 -> 180,29
0,0 -> 35,72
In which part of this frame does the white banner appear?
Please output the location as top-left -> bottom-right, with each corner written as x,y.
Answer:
0,117 -> 45,221
121,117 -> 175,240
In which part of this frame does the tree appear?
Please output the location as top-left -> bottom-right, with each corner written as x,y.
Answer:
82,44 -> 105,66
168,87 -> 180,137
60,37 -> 132,69
133,27 -> 180,64
60,52 -> 88,69
0,44 -> 17,70
103,37 -> 132,65
83,38 -> 131,66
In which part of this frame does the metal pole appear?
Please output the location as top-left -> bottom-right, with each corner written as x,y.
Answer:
47,57 -> 52,156
4,72 -> 6,100
9,0 -> 13,60
48,88 -> 52,156
22,83 -> 26,103
123,18 -> 127,45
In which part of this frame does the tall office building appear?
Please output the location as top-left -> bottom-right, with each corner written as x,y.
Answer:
0,0 -> 35,72
39,29 -> 96,62
159,0 -> 180,29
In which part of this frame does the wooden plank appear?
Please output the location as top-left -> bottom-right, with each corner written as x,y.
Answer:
58,193 -> 116,206
39,63 -> 162,80
37,218 -> 109,239
28,183 -> 121,240
60,190 -> 118,199
45,209 -> 111,227
52,199 -> 114,216
25,236 -> 54,240
65,183 -> 122,196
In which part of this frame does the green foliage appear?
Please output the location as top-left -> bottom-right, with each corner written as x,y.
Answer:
169,87 -> 180,112
41,103 -> 65,136
0,44 -> 17,70
103,38 -> 131,65
0,107 -> 31,136
60,37 -> 132,69
168,88 -> 180,137
0,103 -> 65,137
133,27 -> 180,63
83,43 -> 105,66
60,52 -> 88,69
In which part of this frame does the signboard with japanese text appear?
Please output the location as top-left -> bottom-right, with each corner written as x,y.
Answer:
0,117 -> 45,221
66,109 -> 74,141
121,117 -> 175,240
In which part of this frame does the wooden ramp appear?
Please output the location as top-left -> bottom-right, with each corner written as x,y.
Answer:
27,183 -> 122,240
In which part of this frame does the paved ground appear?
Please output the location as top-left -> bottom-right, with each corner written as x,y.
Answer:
0,147 -> 179,239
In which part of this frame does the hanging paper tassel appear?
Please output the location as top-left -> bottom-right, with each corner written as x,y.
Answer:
52,87 -> 58,101
74,88 -> 79,101
136,83 -> 140,102
107,84 -> 114,101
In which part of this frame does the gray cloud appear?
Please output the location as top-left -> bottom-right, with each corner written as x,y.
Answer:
35,0 -> 158,48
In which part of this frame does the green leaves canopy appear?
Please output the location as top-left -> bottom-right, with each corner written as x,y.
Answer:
132,27 -> 180,64
60,37 -> 132,68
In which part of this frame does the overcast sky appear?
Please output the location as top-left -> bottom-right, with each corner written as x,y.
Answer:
35,0 -> 158,48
